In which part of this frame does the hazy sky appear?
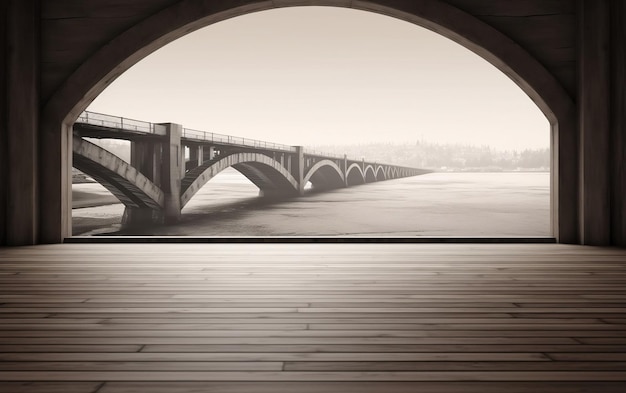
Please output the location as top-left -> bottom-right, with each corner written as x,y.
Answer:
88,6 -> 549,150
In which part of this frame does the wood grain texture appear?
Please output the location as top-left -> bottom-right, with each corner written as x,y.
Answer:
0,0 -> 7,246
578,0 -> 611,245
611,0 -> 626,246
39,0 -> 578,99
40,0 -> 179,100
6,0 -> 39,245
0,243 -> 625,392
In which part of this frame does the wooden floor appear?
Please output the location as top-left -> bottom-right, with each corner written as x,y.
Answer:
0,243 -> 625,393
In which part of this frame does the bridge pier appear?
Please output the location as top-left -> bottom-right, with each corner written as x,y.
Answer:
295,146 -> 305,195
122,123 -> 182,229
161,123 -> 182,223
130,137 -> 162,185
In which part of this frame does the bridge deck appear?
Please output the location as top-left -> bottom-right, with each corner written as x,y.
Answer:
0,244 -> 625,392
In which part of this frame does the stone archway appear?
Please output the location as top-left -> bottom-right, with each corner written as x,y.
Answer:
40,0 -> 576,243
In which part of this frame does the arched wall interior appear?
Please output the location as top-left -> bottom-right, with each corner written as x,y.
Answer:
40,0 -> 577,243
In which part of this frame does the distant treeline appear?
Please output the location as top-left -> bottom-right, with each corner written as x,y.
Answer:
310,141 -> 550,172
79,138 -> 549,172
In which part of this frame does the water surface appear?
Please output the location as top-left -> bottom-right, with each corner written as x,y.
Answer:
72,171 -> 550,237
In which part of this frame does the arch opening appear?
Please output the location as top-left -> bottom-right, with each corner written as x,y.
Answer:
179,167 -> 261,215
346,165 -> 366,186
303,160 -> 345,192
53,1 -> 576,241
180,152 -> 299,208
376,167 -> 386,181
364,166 -> 377,183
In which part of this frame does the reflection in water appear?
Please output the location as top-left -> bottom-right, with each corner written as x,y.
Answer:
72,169 -> 550,237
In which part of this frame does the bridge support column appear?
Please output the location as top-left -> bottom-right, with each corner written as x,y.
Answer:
122,138 -> 163,229
162,123 -> 182,223
122,123 -> 182,229
196,146 -> 203,165
187,145 -> 202,169
130,138 -> 162,185
344,155 -> 348,187
294,146 -> 305,195
204,146 -> 215,161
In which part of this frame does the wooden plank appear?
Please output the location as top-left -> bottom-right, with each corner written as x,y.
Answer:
0,370 -> 625,381
0,382 -> 102,393
548,353 -> 626,361
140,344 -> 626,353
94,381 -> 626,393
0,361 -> 284,371
0,337 -> 585,345
95,317 -> 605,323
283,361 -> 626,372
0,352 -> 551,362
0,243 -> 625,390
0,345 -> 142,353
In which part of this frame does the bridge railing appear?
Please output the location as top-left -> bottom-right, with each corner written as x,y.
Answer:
76,111 -> 406,166
76,111 -> 157,134
76,110 -> 296,152
182,128 -> 296,152
302,148 -> 340,159
304,148 -> 369,164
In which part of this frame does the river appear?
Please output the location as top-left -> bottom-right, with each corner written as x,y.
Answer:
72,170 -> 550,237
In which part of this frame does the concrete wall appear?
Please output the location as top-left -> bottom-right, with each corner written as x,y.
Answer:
1,1 -> 40,245
611,0 -> 626,246
0,0 -> 7,245
578,0 -> 611,245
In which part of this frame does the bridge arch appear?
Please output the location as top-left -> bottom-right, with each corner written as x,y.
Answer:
346,164 -> 366,186
72,136 -> 164,210
364,165 -> 377,183
38,0 -> 578,241
375,166 -> 386,181
303,160 -> 345,192
180,152 -> 299,208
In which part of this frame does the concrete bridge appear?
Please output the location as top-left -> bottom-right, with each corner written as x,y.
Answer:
73,111 -> 429,228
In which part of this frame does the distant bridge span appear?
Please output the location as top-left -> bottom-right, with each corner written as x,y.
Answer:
73,111 -> 431,228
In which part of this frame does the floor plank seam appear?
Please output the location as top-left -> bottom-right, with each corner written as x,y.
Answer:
541,353 -> 556,361
92,381 -> 106,393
